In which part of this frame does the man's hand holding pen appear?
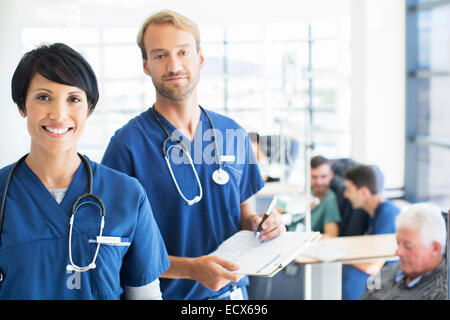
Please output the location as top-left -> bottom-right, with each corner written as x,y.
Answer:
252,197 -> 286,241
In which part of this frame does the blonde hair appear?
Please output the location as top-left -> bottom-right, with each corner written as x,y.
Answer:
137,10 -> 201,59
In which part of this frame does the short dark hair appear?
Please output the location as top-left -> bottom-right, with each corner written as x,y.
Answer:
311,155 -> 331,169
11,43 -> 99,115
344,165 -> 382,195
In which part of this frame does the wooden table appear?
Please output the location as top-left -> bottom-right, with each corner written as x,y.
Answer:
295,233 -> 399,300
296,233 -> 398,264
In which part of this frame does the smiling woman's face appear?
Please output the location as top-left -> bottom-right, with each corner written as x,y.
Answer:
21,73 -> 89,156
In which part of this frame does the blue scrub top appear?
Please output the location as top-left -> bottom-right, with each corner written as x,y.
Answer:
0,158 -> 170,300
102,107 -> 265,300
366,201 -> 400,235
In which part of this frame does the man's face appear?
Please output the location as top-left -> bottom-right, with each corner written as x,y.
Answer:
395,228 -> 438,279
343,180 -> 364,209
311,164 -> 333,197
142,23 -> 204,102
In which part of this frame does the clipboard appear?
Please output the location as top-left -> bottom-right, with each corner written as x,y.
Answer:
209,230 -> 321,277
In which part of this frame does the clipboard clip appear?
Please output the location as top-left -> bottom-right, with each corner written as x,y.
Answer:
256,254 -> 281,274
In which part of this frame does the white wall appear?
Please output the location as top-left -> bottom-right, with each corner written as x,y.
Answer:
0,1 -> 29,166
350,0 -> 405,189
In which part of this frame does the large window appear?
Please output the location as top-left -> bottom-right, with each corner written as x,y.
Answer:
406,0 -> 450,207
21,16 -> 351,185
199,19 -> 351,184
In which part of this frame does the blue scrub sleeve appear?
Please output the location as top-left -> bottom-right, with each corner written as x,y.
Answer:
120,189 -> 170,287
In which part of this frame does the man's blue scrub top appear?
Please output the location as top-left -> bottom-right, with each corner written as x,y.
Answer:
0,158 -> 170,300
102,107 -> 265,300
342,201 -> 400,300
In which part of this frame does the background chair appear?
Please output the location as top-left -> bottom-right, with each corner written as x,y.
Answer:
330,158 -> 370,236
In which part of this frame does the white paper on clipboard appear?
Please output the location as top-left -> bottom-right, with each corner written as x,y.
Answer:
209,230 -> 321,277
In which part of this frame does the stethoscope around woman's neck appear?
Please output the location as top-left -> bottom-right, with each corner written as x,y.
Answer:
151,105 -> 230,206
0,153 -> 105,273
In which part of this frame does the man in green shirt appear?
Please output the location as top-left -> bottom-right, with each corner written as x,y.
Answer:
309,156 -> 341,237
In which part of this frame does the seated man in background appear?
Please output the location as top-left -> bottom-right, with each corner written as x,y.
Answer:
330,158 -> 370,236
308,156 -> 341,237
342,165 -> 400,299
361,203 -> 447,300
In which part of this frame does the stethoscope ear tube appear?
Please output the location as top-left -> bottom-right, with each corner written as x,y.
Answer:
68,191 -> 106,272
67,155 -> 106,273
165,154 -> 203,206
71,192 -> 106,219
0,153 -> 106,272
151,106 -> 227,206
67,211 -> 105,272
0,154 -> 28,244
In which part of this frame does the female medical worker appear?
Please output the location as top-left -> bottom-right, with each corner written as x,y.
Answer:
0,43 -> 170,299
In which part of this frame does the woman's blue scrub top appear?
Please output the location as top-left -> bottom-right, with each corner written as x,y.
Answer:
102,107 -> 265,300
0,158 -> 170,299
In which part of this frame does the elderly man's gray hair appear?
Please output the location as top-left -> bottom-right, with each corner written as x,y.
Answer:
395,203 -> 447,255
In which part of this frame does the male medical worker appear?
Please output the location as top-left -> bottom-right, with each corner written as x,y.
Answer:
0,43 -> 170,299
102,10 -> 285,300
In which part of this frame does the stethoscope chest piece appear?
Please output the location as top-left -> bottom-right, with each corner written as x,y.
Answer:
152,105 -> 231,205
212,168 -> 229,185
0,153 -> 105,273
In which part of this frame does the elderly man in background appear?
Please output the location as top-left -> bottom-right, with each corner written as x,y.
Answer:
361,202 -> 448,300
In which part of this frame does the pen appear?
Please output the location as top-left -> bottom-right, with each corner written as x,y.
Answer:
255,196 -> 277,240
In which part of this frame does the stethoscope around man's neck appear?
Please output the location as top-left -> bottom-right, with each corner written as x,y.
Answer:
0,153 -> 105,273
151,105 -> 229,206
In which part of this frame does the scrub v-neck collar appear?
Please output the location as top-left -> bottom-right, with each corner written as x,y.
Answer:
150,106 -> 207,144
17,157 -> 88,215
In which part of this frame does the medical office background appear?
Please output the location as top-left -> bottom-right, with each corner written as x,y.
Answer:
0,0 -> 449,210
